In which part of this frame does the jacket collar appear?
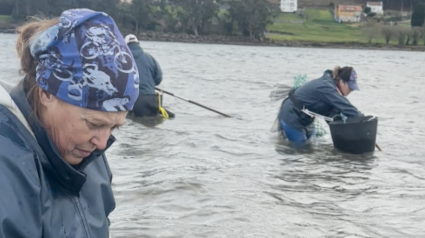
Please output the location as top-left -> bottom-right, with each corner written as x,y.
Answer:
323,70 -> 333,77
10,82 -> 115,195
323,70 -> 337,84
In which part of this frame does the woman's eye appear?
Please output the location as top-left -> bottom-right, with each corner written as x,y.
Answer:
87,121 -> 102,128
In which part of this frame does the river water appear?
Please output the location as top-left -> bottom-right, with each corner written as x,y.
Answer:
1,33 -> 425,237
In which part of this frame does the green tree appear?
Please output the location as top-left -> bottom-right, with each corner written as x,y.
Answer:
411,3 -> 425,27
7,0 -> 44,20
5,0 -> 122,21
363,22 -> 381,44
153,5 -> 185,32
95,0 -> 120,19
412,26 -> 423,45
381,25 -> 396,44
405,28 -> 413,45
120,0 -> 152,34
396,27 -> 408,45
228,0 -> 274,39
364,7 -> 371,14
0,0 -> 13,15
174,0 -> 219,36
422,25 -> 425,45
43,0 -> 77,17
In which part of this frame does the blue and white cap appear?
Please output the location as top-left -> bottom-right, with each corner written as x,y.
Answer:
347,70 -> 359,91
30,8 -> 139,112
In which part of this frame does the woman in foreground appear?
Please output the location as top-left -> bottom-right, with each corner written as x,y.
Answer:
0,8 -> 139,237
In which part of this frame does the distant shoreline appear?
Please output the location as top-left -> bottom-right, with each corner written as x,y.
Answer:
133,31 -> 425,52
2,25 -> 424,52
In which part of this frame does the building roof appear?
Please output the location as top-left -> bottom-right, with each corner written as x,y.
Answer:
338,5 -> 362,12
367,2 -> 383,6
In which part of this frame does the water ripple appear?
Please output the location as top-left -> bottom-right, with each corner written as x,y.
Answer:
1,34 -> 425,237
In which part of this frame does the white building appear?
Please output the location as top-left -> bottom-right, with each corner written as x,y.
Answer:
280,0 -> 297,13
367,1 -> 384,15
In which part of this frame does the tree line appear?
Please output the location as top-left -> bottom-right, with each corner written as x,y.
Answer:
379,0 -> 421,10
374,0 -> 425,45
363,22 -> 425,45
1,0 -> 425,45
0,0 -> 275,39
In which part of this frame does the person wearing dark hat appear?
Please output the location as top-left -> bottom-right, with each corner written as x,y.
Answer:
124,34 -> 173,118
277,66 -> 363,146
0,9 -> 139,237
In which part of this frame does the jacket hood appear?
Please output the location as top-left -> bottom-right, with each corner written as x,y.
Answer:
128,43 -> 144,58
0,80 -> 35,139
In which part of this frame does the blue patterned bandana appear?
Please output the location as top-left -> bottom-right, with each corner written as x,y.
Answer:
30,8 -> 139,112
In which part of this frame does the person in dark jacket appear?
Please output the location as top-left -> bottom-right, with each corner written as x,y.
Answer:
278,66 -> 363,146
125,34 -> 173,118
0,9 -> 139,237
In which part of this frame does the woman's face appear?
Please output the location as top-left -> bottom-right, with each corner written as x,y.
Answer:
39,92 -> 127,165
338,80 -> 352,96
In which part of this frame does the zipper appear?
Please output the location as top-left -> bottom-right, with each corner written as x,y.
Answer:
73,196 -> 92,238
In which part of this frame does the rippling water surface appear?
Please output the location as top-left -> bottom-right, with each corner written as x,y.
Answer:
1,33 -> 425,237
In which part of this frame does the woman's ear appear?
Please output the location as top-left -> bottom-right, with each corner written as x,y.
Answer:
38,89 -> 54,106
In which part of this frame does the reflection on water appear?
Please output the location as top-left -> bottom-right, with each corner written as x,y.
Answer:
127,114 -> 170,128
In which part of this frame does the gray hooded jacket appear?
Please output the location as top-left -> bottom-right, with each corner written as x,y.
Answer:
0,81 -> 115,238
279,70 -> 363,131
